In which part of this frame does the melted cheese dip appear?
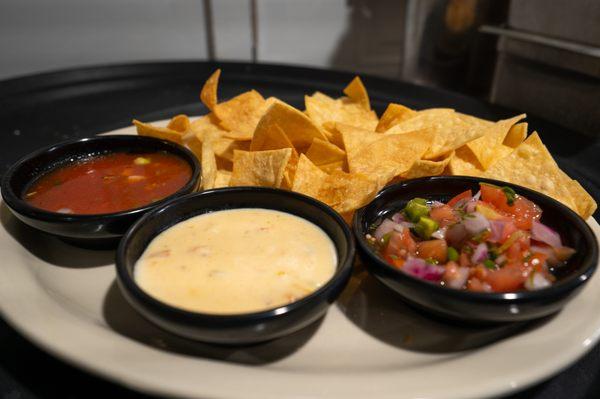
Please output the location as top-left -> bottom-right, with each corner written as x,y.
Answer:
134,208 -> 337,314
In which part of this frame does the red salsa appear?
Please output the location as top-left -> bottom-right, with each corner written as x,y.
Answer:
24,152 -> 191,214
367,183 -> 575,293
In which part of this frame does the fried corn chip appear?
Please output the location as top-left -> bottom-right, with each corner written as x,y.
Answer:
305,138 -> 346,166
562,176 -> 597,219
376,103 -> 417,132
504,122 -> 528,148
133,119 -> 184,144
254,101 -> 328,150
214,169 -> 231,188
401,152 -> 453,179
230,148 -> 292,188
466,114 -> 525,169
342,124 -> 433,186
167,114 -> 191,132
448,146 -> 483,176
182,114 -> 226,156
483,132 -> 579,213
385,109 -> 483,159
305,92 -> 378,131
456,112 -> 493,129
201,136 -> 218,190
343,76 -> 371,110
200,69 -> 220,111
213,90 -> 267,140
292,155 -> 378,214
250,120 -> 295,151
318,160 -> 345,174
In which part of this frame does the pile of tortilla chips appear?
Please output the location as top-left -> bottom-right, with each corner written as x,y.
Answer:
134,69 -> 596,221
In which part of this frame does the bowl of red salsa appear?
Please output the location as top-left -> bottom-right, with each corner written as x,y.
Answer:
353,176 -> 598,323
1,135 -> 200,247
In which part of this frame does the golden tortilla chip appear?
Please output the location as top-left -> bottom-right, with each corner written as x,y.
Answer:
305,138 -> 346,166
167,114 -> 191,132
292,155 -> 378,214
200,69 -> 221,111
230,148 -> 292,188
448,146 -> 483,176
341,124 -> 433,186
183,114 -> 226,157
214,169 -> 231,188
250,121 -> 295,151
213,90 -> 267,140
562,177 -> 597,219
456,112 -> 493,129
385,109 -> 482,159
255,101 -> 328,150
504,122 -> 528,148
483,132 -> 578,212
466,114 -> 525,169
133,119 -> 184,144
343,76 -> 371,110
212,137 -> 250,162
401,152 -> 453,179
318,160 -> 345,174
201,138 -> 218,190
376,103 -> 417,132
305,92 -> 378,131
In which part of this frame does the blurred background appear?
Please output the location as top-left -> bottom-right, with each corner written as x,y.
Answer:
1,0 -> 599,135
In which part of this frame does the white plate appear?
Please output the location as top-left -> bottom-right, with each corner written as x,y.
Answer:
1,125 -> 600,399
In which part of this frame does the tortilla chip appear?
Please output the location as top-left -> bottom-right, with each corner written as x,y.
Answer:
255,101 -> 328,150
504,122 -> 528,148
305,138 -> 346,166
292,155 -> 378,214
214,169 -> 231,188
385,109 -> 483,159
401,152 -> 453,179
182,114 -> 227,157
376,103 -> 417,132
250,120 -> 295,151
343,76 -> 371,110
213,90 -> 267,140
133,119 -> 184,144
305,92 -> 378,131
212,137 -> 250,162
200,69 -> 221,111
456,112 -> 493,129
167,114 -> 191,132
318,160 -> 346,174
230,148 -> 292,188
341,124 -> 433,186
563,177 -> 597,219
466,114 -> 526,169
448,146 -> 483,176
483,132 -> 578,212
201,138 -> 218,190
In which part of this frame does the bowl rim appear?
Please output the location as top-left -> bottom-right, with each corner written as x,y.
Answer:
115,186 -> 356,322
353,175 -> 599,303
0,135 -> 201,222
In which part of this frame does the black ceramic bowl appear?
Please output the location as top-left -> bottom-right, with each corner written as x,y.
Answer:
353,176 -> 598,324
115,187 -> 355,344
1,135 -> 201,247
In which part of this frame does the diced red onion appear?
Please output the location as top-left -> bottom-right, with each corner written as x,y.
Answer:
489,220 -> 506,243
465,201 -> 477,213
464,212 -> 491,235
531,221 -> 562,248
472,190 -> 481,201
525,272 -> 551,290
374,219 -> 397,240
403,257 -> 445,282
391,212 -> 405,223
431,226 -> 447,240
495,254 -> 507,265
471,243 -> 488,264
446,266 -> 470,289
431,200 -> 445,208
554,246 -> 576,262
446,223 -> 468,248
400,221 -> 415,229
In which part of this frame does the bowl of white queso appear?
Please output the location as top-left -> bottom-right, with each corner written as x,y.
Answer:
115,187 -> 355,344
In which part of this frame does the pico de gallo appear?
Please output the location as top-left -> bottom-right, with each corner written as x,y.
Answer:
366,183 -> 575,292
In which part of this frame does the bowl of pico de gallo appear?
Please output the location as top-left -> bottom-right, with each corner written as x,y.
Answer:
353,176 -> 598,323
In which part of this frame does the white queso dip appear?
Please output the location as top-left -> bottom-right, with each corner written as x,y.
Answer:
134,208 -> 337,314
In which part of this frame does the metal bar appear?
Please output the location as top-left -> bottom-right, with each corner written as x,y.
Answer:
480,25 -> 600,58
250,0 -> 258,63
203,0 -> 216,61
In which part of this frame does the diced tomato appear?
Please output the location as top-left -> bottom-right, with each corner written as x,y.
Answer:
448,189 -> 472,207
416,239 -> 448,263
527,252 -> 548,272
384,255 -> 405,269
480,183 -> 542,229
459,252 -> 471,267
383,229 -> 417,259
498,221 -> 518,243
467,278 -> 490,292
429,205 -> 459,227
483,264 -> 527,292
